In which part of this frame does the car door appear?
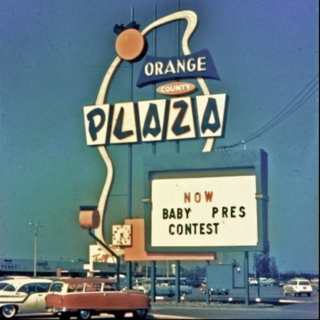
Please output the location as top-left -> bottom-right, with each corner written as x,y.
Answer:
17,284 -> 39,313
35,282 -> 51,312
102,285 -> 128,311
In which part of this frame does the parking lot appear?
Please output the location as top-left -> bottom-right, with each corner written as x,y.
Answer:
149,283 -> 318,304
10,284 -> 319,319
185,284 -> 319,304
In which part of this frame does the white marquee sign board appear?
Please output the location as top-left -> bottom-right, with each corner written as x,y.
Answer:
151,175 -> 258,248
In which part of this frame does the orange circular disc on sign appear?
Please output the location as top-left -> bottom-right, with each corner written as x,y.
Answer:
115,29 -> 145,61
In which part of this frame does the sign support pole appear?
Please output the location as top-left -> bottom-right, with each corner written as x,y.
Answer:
126,6 -> 134,291
175,260 -> 181,303
149,3 -> 157,302
244,251 -> 250,305
205,260 -> 210,304
151,261 -> 156,303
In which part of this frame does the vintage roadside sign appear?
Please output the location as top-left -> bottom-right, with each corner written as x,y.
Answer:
81,9 -> 268,260
83,94 -> 227,145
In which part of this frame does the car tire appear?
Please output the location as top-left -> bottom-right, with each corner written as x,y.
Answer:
78,310 -> 92,320
1,305 -> 17,319
59,313 -> 71,320
133,309 -> 148,319
113,311 -> 126,319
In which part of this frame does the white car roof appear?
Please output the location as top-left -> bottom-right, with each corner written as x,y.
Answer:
1,278 -> 52,287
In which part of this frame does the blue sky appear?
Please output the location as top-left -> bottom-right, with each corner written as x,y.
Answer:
0,0 -> 318,274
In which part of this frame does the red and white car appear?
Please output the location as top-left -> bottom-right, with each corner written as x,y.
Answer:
45,278 -> 151,319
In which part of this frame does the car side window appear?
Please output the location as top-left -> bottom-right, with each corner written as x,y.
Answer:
85,283 -> 102,292
18,284 -> 36,294
67,283 -> 84,292
4,284 -> 15,292
0,283 -> 9,290
50,283 -> 64,292
68,284 -> 76,292
103,284 -> 116,292
76,284 -> 84,292
36,283 -> 51,293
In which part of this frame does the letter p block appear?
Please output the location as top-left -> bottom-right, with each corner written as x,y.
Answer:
83,105 -> 110,146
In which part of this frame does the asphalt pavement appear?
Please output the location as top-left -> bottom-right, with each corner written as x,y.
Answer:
14,285 -> 319,319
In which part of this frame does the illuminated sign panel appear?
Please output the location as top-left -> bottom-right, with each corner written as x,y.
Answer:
138,99 -> 166,142
83,104 -> 110,146
83,94 -> 227,146
110,102 -> 139,144
151,176 -> 258,248
136,49 -> 220,88
143,150 -> 268,253
166,97 -> 196,140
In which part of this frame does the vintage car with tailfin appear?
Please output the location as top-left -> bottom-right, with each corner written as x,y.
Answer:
0,278 -> 52,318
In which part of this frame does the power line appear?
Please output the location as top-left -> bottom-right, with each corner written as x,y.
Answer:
218,74 -> 319,150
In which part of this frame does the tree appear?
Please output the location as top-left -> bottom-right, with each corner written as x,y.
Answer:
253,253 -> 278,278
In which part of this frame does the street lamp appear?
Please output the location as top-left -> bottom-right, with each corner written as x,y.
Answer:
29,222 -> 43,277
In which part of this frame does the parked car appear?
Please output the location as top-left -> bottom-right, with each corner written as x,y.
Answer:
278,280 -> 287,287
0,276 -> 30,281
46,278 -> 151,320
248,278 -> 258,286
0,278 -> 52,318
157,278 -> 193,295
259,278 -> 274,286
185,278 -> 203,287
200,280 -> 229,295
283,278 -> 313,297
133,278 -> 175,297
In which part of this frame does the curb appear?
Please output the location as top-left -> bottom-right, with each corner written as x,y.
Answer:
151,302 -> 274,309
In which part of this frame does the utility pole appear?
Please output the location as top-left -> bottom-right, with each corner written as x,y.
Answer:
29,223 -> 43,277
